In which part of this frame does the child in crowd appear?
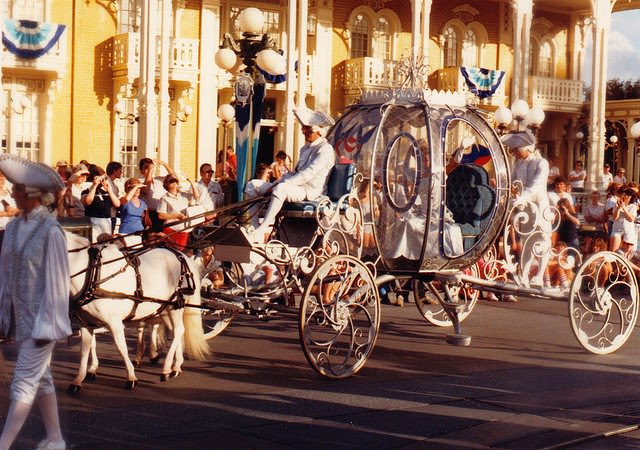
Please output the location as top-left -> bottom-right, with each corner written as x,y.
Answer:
556,197 -> 580,250
609,188 -> 638,252
270,151 -> 291,181
544,241 -> 576,290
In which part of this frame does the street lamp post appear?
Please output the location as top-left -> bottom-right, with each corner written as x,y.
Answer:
217,103 -> 235,177
494,100 -> 545,136
576,130 -> 588,158
215,7 -> 285,201
218,102 -> 236,205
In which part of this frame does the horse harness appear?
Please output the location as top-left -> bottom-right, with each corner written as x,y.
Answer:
70,244 -> 196,324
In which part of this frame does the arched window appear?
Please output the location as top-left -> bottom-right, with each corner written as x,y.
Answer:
443,27 -> 458,68
373,17 -> 391,60
350,14 -> 370,58
538,41 -> 553,78
347,8 -> 399,61
462,29 -> 478,66
119,0 -> 141,33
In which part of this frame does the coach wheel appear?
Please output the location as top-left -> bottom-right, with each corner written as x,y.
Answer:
299,255 -> 380,379
569,251 -> 639,354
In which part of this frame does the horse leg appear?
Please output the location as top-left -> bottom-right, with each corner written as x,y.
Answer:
149,322 -> 161,364
134,322 -> 146,368
160,310 -> 185,381
85,332 -> 99,381
106,321 -> 138,390
68,328 -> 94,394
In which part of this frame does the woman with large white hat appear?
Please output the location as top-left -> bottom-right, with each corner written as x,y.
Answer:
0,154 -> 71,450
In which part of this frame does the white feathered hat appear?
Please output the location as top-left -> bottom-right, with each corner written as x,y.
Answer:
501,130 -> 537,150
293,106 -> 335,128
0,154 -> 65,192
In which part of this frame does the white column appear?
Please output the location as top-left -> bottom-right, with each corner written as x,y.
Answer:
510,0 -> 532,102
138,0 -> 159,161
420,0 -> 432,63
568,15 -> 582,80
199,0 -> 221,171
284,0 -> 297,160
314,7 -> 332,113
295,0 -> 308,162
411,0 -> 422,66
43,81 -> 56,165
158,0 -> 171,167
587,0 -> 611,190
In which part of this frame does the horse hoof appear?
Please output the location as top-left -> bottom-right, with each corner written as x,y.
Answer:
125,380 -> 138,390
160,373 -> 170,382
67,384 -> 82,395
171,370 -> 181,379
84,372 -> 96,382
133,360 -> 141,368
149,355 -> 160,365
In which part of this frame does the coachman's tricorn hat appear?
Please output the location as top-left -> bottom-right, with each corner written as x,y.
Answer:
500,130 -> 537,149
0,154 -> 65,192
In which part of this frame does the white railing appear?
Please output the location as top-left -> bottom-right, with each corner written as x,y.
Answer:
111,33 -> 199,83
2,30 -> 67,76
529,76 -> 584,108
343,57 -> 403,92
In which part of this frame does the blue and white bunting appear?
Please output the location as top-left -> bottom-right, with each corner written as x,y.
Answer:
2,18 -> 66,59
460,67 -> 505,99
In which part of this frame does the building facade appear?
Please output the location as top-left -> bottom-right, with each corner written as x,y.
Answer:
1,0 -> 639,185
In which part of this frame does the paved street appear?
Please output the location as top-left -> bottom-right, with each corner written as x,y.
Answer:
2,295 -> 640,449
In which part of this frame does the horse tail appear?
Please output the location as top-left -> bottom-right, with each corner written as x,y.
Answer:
156,322 -> 167,350
182,259 -> 210,361
183,293 -> 210,361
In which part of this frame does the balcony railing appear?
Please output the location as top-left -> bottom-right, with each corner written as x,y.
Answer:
529,76 -> 584,112
342,57 -> 402,94
428,67 -> 506,107
2,31 -> 67,77
111,33 -> 199,83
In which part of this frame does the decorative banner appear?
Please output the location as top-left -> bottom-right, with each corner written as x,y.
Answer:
460,67 -> 505,99
235,100 -> 251,202
250,78 -> 266,191
258,67 -> 286,84
234,72 -> 266,202
2,18 -> 66,59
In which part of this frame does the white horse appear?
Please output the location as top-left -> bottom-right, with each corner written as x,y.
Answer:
66,232 -> 210,391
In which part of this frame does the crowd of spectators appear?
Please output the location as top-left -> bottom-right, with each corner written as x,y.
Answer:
538,158 -> 640,290
48,158 -> 227,253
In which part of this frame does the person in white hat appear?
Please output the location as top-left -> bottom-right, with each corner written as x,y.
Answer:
250,106 -> 336,242
501,129 -> 552,289
0,155 -> 71,450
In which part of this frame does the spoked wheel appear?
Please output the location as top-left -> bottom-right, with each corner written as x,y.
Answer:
202,309 -> 234,339
569,251 -> 638,354
299,255 -> 380,379
224,245 -> 290,300
413,264 -> 480,326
